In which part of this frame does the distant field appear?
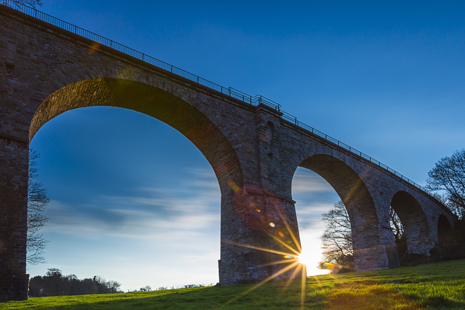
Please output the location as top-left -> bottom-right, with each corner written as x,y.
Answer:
2,259 -> 465,309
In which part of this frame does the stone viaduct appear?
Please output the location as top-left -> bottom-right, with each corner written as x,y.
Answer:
0,3 -> 456,301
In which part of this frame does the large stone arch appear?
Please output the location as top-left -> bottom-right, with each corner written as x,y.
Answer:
29,78 -> 243,192
295,154 -> 399,271
390,191 -> 430,255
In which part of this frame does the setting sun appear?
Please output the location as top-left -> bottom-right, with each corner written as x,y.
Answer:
298,251 -> 311,266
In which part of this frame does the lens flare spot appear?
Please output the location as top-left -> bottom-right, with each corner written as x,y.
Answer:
88,42 -> 100,54
227,180 -> 240,192
284,255 -> 297,259
269,222 -> 275,227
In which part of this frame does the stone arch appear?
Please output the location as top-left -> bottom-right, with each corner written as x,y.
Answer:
28,77 -> 253,287
29,78 -> 243,191
437,214 -> 453,258
296,154 -> 397,270
438,214 -> 452,238
390,191 -> 430,254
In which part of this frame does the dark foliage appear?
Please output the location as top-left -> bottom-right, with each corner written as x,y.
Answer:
439,219 -> 465,260
29,268 -> 122,297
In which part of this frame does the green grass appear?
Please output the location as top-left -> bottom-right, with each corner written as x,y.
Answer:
3,259 -> 465,309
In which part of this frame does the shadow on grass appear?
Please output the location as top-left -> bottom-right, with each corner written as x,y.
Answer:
423,296 -> 463,308
4,283 -> 301,310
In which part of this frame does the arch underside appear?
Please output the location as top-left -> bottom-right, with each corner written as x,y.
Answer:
437,214 -> 453,258
30,78 -> 243,190
391,191 -> 431,254
298,154 -> 399,270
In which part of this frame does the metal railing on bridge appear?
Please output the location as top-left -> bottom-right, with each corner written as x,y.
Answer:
1,0 -> 425,191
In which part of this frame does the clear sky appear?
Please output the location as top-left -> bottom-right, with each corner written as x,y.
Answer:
25,0 -> 465,291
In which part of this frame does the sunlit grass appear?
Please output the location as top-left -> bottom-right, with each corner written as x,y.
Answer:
3,259 -> 465,309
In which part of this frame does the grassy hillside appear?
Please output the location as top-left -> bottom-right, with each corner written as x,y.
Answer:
3,259 -> 465,309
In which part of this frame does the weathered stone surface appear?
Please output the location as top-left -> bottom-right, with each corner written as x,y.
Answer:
0,5 -> 456,301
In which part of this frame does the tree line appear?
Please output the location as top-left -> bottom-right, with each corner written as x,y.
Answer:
321,149 -> 465,270
29,268 -> 122,297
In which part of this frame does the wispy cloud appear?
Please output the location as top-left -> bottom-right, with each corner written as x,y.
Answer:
296,201 -> 335,215
292,169 -> 334,194
43,168 -> 221,240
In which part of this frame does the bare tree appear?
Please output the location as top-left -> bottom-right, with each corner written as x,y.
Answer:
320,201 -> 354,267
427,149 -> 465,219
389,207 -> 404,242
28,149 -> 50,265
321,201 -> 405,268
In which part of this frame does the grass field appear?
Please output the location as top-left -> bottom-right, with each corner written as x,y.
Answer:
2,259 -> 465,309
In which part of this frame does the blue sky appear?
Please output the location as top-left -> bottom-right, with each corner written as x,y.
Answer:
25,1 -> 465,291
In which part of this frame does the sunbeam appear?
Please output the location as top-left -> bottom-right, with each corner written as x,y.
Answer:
223,216 -> 311,308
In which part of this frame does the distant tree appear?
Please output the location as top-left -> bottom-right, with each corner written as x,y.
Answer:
44,268 -> 64,296
321,201 -> 405,268
107,281 -> 122,293
427,149 -> 465,219
12,0 -> 43,8
27,149 -> 50,265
